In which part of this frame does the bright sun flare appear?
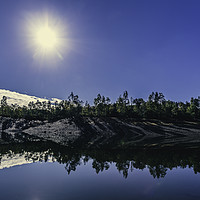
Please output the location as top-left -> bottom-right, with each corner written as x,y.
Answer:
36,26 -> 57,50
26,12 -> 69,63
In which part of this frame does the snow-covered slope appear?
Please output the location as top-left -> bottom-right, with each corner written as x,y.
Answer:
0,89 -> 61,106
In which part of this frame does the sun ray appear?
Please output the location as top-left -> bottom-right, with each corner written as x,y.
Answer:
25,12 -> 69,66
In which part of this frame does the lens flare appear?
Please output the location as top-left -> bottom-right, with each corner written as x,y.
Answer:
25,12 -> 69,65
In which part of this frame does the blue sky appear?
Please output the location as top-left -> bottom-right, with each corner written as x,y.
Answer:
0,0 -> 200,103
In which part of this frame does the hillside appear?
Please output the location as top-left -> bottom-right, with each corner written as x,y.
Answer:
0,89 -> 61,106
1,116 -> 200,149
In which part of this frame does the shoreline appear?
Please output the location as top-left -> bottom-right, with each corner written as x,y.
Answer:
1,116 -> 200,149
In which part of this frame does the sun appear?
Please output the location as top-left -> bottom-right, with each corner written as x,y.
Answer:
25,12 -> 69,63
36,25 -> 57,50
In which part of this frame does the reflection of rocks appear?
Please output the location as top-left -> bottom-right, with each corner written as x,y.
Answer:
1,116 -> 200,148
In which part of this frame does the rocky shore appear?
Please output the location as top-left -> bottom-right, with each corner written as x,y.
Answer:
1,116 -> 200,149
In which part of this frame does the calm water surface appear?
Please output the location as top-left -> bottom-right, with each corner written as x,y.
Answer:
0,143 -> 200,200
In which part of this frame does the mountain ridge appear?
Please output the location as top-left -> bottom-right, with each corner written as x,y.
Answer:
0,89 -> 61,106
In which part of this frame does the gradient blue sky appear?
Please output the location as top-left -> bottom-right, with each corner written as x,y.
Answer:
0,0 -> 200,103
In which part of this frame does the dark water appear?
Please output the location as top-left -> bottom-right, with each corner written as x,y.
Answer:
0,143 -> 200,200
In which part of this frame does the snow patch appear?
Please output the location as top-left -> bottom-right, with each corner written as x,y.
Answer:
0,89 -> 62,106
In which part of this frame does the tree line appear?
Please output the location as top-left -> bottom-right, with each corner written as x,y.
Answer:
0,91 -> 200,121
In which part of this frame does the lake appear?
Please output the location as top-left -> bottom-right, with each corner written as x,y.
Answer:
0,142 -> 200,200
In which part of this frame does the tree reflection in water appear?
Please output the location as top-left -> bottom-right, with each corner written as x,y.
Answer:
0,142 -> 200,179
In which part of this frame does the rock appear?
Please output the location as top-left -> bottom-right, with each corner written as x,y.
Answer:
23,119 -> 82,146
0,117 -> 44,144
1,116 -> 200,149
